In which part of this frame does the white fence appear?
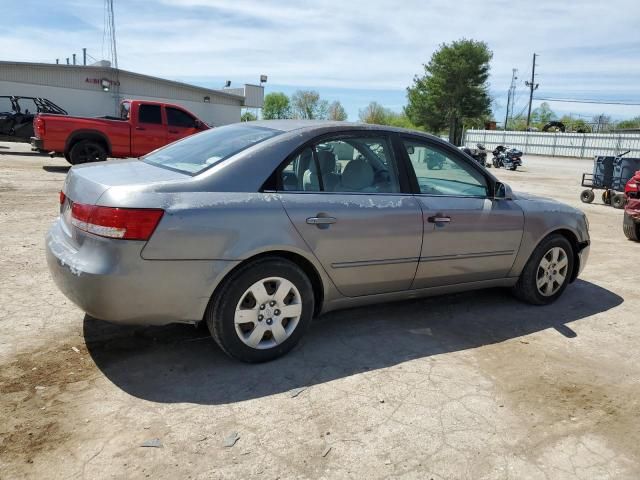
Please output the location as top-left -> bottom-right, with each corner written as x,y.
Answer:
463,130 -> 640,158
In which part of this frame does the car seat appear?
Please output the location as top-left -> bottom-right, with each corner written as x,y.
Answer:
338,159 -> 376,192
303,150 -> 340,191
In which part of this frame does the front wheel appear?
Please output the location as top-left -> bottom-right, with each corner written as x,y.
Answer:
206,258 -> 314,362
580,189 -> 595,203
512,234 -> 574,305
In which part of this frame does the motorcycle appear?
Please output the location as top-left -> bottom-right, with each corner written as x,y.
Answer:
492,145 -> 523,170
460,143 -> 488,167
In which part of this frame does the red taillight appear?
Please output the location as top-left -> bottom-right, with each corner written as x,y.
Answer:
70,203 -> 164,240
59,191 -> 66,205
34,116 -> 45,137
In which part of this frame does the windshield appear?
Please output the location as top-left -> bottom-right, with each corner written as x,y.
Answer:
142,124 -> 281,175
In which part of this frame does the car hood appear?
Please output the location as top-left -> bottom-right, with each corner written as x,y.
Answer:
64,159 -> 187,205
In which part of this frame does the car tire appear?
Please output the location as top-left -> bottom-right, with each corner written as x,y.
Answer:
612,193 -> 626,209
512,234 -> 574,305
205,257 -> 315,363
623,212 -> 640,241
68,140 -> 107,165
580,189 -> 595,203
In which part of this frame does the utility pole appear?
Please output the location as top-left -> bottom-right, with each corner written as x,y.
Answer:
525,53 -> 539,129
504,68 -> 518,130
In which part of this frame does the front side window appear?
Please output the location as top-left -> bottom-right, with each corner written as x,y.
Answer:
279,135 -> 400,193
166,107 -> 196,128
143,124 -> 280,175
138,104 -> 162,124
403,139 -> 488,197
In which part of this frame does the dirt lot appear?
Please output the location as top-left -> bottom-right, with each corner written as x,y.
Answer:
1,141 -> 639,479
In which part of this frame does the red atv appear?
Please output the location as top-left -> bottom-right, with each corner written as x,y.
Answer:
623,170 -> 640,241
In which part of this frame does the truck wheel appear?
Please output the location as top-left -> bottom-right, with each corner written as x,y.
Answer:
580,189 -> 595,203
623,213 -> 640,241
68,140 -> 107,165
612,193 -> 626,209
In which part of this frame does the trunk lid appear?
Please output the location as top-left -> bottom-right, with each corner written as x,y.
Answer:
63,159 -> 186,206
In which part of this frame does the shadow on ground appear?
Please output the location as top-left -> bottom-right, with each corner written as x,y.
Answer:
42,165 -> 70,173
85,280 -> 622,405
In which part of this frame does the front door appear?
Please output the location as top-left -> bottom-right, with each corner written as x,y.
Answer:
278,135 -> 423,297
165,106 -> 200,144
131,103 -> 167,157
400,137 -> 524,289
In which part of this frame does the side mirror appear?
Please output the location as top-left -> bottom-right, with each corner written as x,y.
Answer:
494,182 -> 513,200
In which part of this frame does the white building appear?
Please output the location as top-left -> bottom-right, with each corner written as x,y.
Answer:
0,60 -> 264,126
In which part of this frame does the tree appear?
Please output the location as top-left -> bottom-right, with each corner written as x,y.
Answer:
359,102 -> 388,124
406,39 -> 492,145
240,111 -> 257,122
262,92 -> 291,120
531,102 -> 556,126
291,90 -> 329,119
327,101 -> 348,121
559,115 -> 591,133
592,114 -> 613,133
616,116 -> 640,130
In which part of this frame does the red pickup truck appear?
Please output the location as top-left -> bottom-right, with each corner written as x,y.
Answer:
31,99 -> 209,165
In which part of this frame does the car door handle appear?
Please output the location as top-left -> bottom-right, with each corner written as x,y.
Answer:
168,129 -> 179,134
135,126 -> 146,131
427,215 -> 451,223
306,216 -> 337,225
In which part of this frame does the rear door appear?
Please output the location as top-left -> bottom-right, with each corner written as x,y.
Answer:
399,136 -> 524,288
131,104 -> 167,157
165,106 -> 199,144
278,133 -> 423,297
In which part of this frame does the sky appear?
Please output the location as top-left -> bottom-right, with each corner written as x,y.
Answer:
3,0 -> 640,123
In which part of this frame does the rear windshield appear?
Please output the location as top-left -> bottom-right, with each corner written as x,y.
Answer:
142,124 -> 281,175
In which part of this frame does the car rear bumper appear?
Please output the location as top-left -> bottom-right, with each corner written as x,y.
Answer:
46,218 -> 239,325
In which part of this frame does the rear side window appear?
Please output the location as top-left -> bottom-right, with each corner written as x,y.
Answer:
166,107 -> 196,127
138,104 -> 162,124
143,124 -> 281,175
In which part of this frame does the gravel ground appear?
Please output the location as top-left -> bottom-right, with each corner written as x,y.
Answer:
1,141 -> 639,479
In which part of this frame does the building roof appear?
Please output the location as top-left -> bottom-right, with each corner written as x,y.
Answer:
0,60 -> 245,102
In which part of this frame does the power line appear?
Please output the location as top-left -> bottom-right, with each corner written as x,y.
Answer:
534,97 -> 640,106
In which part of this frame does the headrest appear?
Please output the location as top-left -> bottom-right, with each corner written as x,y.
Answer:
309,150 -> 336,174
341,160 -> 374,190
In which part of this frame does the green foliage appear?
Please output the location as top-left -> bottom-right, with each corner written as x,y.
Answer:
616,116 -> 640,130
359,101 -> 419,129
291,90 -> 329,119
359,101 -> 388,124
406,38 -> 493,144
327,101 -> 348,121
531,102 -> 557,125
240,110 -> 257,122
558,115 -> 591,133
262,92 -> 291,120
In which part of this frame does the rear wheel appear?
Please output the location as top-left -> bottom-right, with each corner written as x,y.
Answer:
612,193 -> 627,209
68,140 -> 107,165
206,258 -> 314,362
623,212 -> 640,241
512,234 -> 574,305
580,189 -> 595,203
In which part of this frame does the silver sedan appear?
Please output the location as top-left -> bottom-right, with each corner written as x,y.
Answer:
46,121 -> 590,362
